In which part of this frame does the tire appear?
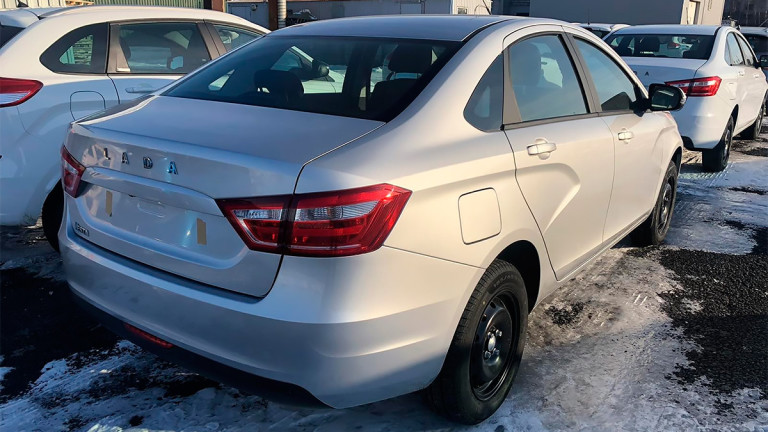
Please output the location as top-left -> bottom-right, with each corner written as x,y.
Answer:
631,160 -> 678,246
702,116 -> 734,172
425,259 -> 528,424
739,100 -> 765,140
41,184 -> 63,253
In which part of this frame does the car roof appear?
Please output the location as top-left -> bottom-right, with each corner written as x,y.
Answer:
33,5 -> 245,20
739,26 -> 768,35
0,7 -> 63,27
611,25 -> 722,35
270,15 -> 523,41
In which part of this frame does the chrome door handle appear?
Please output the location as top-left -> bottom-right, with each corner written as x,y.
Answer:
755,74 -> 762,78
618,130 -> 634,141
527,141 -> 557,155
125,87 -> 157,94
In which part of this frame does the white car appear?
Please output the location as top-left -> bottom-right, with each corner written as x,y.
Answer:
577,23 -> 629,39
59,16 -> 686,424
0,6 -> 267,250
606,25 -> 768,171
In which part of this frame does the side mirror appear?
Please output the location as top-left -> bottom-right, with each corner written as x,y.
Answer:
311,59 -> 330,79
648,83 -> 686,111
760,55 -> 768,69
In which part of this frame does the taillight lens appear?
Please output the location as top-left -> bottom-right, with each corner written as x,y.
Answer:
666,76 -> 721,97
61,146 -> 85,197
217,184 -> 411,257
0,77 -> 43,108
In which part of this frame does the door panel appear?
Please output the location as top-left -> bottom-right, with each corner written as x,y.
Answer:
505,118 -> 614,279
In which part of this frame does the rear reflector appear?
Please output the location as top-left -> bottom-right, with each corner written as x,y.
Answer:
217,184 -> 412,257
124,323 -> 174,349
61,146 -> 85,197
666,76 -> 722,97
0,77 -> 43,107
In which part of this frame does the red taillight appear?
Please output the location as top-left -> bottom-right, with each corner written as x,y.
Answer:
217,184 -> 412,257
666,76 -> 722,97
124,323 -> 174,349
0,77 -> 43,107
61,146 -> 85,197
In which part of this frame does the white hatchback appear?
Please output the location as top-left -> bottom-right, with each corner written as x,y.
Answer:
606,25 -> 768,172
0,6 -> 266,249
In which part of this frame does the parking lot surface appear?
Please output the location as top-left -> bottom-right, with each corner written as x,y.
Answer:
1,126 -> 766,431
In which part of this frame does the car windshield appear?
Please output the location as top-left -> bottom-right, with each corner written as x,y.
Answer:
605,33 -> 715,59
744,34 -> 767,53
166,35 -> 460,121
0,24 -> 25,48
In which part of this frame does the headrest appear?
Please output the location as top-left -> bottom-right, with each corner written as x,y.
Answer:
637,36 -> 660,53
388,44 -> 433,75
252,70 -> 304,105
510,42 -> 543,86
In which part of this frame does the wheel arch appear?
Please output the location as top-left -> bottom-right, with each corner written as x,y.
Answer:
495,240 -> 540,312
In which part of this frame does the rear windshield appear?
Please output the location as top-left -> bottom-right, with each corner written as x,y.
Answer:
605,34 -> 715,59
165,36 -> 460,121
0,24 -> 25,49
745,34 -> 767,53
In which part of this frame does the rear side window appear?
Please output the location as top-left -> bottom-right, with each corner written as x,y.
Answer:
507,35 -> 588,122
464,54 -> 503,131
40,23 -> 108,74
116,22 -> 211,74
575,39 -> 638,112
213,24 -> 262,52
166,36 -> 459,121
725,33 -> 745,66
0,24 -> 25,48
736,35 -> 756,66
605,33 -> 715,59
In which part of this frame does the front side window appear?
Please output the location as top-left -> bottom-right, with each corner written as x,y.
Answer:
725,33 -> 745,66
464,54 -> 503,131
736,34 -> 756,66
507,35 -> 588,122
575,39 -> 638,112
213,25 -> 262,52
40,23 -> 108,74
116,22 -> 211,74
606,33 -> 715,59
166,36 -> 459,121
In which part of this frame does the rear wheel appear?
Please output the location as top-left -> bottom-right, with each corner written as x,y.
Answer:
425,259 -> 528,424
702,117 -> 734,172
631,160 -> 678,246
42,184 -> 63,253
739,100 -> 765,140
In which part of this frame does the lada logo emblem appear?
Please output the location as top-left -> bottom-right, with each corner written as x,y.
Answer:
143,157 -> 153,169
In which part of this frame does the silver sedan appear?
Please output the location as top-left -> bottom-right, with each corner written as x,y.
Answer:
59,15 -> 685,424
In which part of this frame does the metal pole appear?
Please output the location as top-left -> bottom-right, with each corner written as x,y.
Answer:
277,0 -> 286,29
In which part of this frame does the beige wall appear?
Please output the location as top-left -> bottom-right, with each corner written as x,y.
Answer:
529,0 -> 725,25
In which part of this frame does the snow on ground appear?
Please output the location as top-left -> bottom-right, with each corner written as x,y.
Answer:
1,132 -> 766,432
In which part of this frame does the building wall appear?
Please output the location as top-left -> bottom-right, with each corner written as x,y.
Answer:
529,0 -> 724,25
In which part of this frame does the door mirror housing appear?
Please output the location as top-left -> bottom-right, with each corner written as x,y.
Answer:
760,55 -> 768,69
647,84 -> 686,112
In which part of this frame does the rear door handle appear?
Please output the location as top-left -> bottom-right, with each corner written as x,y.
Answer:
618,130 -> 634,141
527,140 -> 557,155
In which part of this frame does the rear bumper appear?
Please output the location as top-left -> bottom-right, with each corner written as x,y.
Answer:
672,96 -> 732,150
60,210 -> 483,408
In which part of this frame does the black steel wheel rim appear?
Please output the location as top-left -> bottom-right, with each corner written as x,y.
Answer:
657,179 -> 674,235
470,293 -> 518,401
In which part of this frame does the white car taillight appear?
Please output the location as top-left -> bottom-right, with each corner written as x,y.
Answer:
666,76 -> 722,97
0,77 -> 43,107
217,184 -> 412,257
61,146 -> 85,197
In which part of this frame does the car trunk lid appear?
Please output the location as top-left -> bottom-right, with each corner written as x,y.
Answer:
621,57 -> 706,89
65,96 -> 383,297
